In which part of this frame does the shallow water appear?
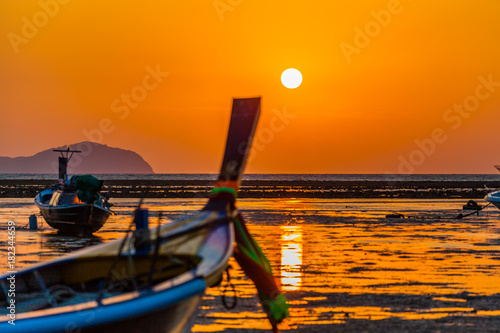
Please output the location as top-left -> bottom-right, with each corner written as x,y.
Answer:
1,198 -> 500,331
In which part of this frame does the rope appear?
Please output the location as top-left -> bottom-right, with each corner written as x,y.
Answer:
221,265 -> 237,309
455,203 -> 491,219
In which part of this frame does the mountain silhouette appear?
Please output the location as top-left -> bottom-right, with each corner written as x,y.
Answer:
0,142 -> 154,174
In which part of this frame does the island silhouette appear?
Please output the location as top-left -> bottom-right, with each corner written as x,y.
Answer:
0,141 -> 154,174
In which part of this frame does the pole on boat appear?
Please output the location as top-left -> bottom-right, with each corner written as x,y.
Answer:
133,208 -> 151,255
53,146 -> 82,181
58,157 -> 67,180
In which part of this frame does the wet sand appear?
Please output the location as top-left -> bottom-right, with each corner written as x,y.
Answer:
1,179 -> 500,198
1,198 -> 500,332
193,199 -> 500,332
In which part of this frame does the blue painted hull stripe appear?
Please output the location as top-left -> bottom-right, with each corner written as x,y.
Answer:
1,278 -> 206,333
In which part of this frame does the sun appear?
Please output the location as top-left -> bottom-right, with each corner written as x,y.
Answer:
281,68 -> 302,89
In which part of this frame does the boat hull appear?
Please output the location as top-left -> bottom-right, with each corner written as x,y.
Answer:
486,190 -> 500,210
35,189 -> 112,235
1,278 -> 205,333
38,203 -> 111,235
76,294 -> 202,333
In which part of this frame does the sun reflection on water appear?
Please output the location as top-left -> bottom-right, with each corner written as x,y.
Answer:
280,225 -> 303,291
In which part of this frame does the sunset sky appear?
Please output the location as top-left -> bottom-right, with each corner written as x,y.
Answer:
2,1 -> 500,174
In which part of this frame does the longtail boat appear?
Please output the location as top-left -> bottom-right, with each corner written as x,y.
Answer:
0,97 -> 289,332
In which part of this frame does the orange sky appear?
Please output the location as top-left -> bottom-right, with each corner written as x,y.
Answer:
1,1 -> 500,174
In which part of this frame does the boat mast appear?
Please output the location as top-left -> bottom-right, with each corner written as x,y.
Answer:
53,147 -> 82,181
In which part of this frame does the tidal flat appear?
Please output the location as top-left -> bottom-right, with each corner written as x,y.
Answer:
1,198 -> 499,332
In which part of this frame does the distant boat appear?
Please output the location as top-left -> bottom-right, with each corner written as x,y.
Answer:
0,97 -> 289,332
485,165 -> 500,210
34,148 -> 113,235
485,191 -> 500,210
